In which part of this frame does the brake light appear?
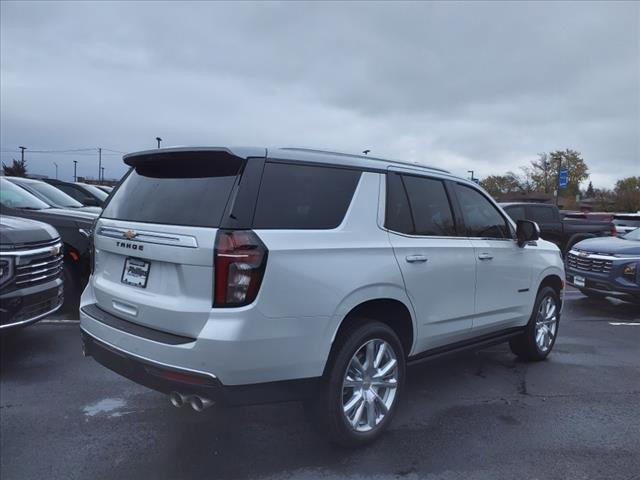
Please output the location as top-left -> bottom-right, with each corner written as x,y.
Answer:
214,230 -> 268,307
610,224 -> 617,236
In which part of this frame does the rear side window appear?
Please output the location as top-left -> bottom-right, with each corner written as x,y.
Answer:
102,153 -> 244,227
252,163 -> 361,229
385,173 -> 456,236
455,184 -> 512,239
529,206 -> 556,223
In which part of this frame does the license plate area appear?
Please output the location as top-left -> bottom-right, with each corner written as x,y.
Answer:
121,257 -> 150,288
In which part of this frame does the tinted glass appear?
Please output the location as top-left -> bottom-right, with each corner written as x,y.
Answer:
456,184 -> 511,239
56,184 -> 90,203
0,179 -> 50,210
102,157 -> 243,227
385,173 -> 413,234
79,184 -> 108,201
504,205 -> 526,222
253,163 -> 361,229
529,205 -> 556,223
28,182 -> 84,208
387,174 -> 455,236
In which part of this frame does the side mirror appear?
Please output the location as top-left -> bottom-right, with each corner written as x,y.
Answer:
516,220 -> 540,247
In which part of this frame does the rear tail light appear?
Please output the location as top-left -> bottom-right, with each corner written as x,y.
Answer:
214,230 -> 268,307
610,224 -> 617,236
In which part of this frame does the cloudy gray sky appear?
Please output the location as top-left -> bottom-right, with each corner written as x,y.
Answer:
1,1 -> 638,187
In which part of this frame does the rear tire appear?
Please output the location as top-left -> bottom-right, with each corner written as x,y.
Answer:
307,320 -> 406,447
509,286 -> 560,362
62,261 -> 80,316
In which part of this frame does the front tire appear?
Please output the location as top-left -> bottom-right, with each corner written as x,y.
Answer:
509,286 -> 560,361
309,320 -> 406,447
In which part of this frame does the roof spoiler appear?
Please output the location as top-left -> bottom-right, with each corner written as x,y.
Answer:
123,146 -> 267,167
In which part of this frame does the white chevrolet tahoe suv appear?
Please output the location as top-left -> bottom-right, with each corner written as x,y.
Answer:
80,147 -> 565,446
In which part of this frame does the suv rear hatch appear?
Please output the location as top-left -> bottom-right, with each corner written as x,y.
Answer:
91,148 -> 264,338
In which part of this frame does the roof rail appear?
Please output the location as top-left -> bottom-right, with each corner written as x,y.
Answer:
279,147 -> 450,174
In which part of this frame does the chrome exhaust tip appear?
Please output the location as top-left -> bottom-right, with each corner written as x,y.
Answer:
169,391 -> 186,408
189,395 -> 214,412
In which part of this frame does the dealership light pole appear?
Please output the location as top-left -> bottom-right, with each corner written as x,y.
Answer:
73,160 -> 78,182
19,146 -> 26,163
156,137 -> 162,149
53,162 -> 58,179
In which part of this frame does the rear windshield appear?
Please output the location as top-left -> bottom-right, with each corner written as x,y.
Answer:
102,154 -> 244,227
28,181 -> 84,208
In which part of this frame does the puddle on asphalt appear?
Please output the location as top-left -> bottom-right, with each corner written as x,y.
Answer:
83,398 -> 126,417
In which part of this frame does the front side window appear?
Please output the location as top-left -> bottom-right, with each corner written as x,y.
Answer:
385,173 -> 456,236
253,162 -> 361,229
455,184 -> 512,239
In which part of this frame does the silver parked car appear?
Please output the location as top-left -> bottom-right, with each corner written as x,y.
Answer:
81,147 -> 565,446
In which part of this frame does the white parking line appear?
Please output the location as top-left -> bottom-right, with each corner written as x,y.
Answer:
608,322 -> 640,326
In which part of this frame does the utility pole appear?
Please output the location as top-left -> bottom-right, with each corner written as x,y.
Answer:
101,167 -> 105,183
156,137 -> 162,149
19,146 -> 26,162
53,162 -> 58,179
98,148 -> 102,182
73,160 -> 78,182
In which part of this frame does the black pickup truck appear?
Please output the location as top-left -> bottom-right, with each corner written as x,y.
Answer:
500,203 -> 615,253
1,216 -> 64,331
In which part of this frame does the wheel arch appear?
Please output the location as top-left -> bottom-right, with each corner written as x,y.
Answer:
323,287 -> 417,376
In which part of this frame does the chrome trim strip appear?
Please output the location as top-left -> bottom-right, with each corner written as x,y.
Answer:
79,325 -> 217,380
97,226 -> 198,248
568,250 -> 624,261
0,302 -> 62,330
0,242 -> 63,258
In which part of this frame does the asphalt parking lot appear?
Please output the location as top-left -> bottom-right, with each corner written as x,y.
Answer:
1,287 -> 639,480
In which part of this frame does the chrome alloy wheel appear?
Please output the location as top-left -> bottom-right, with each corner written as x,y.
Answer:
341,339 -> 399,433
535,295 -> 558,352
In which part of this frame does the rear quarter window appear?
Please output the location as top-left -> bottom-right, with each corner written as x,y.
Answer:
252,162 -> 361,229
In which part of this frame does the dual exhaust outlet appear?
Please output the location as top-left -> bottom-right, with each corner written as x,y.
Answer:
169,391 -> 214,412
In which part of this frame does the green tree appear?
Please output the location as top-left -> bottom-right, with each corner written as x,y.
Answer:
480,171 -> 523,197
2,158 -> 27,177
585,181 -> 595,198
529,149 -> 589,196
614,176 -> 640,212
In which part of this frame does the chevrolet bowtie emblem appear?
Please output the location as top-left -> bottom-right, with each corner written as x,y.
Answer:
123,230 -> 138,240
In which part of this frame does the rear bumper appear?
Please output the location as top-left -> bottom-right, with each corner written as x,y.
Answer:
0,279 -> 64,330
81,328 -> 319,406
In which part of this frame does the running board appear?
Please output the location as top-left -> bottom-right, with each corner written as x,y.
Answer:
407,327 -> 524,366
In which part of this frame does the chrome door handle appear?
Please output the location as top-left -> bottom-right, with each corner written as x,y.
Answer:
405,255 -> 428,263
478,253 -> 493,261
